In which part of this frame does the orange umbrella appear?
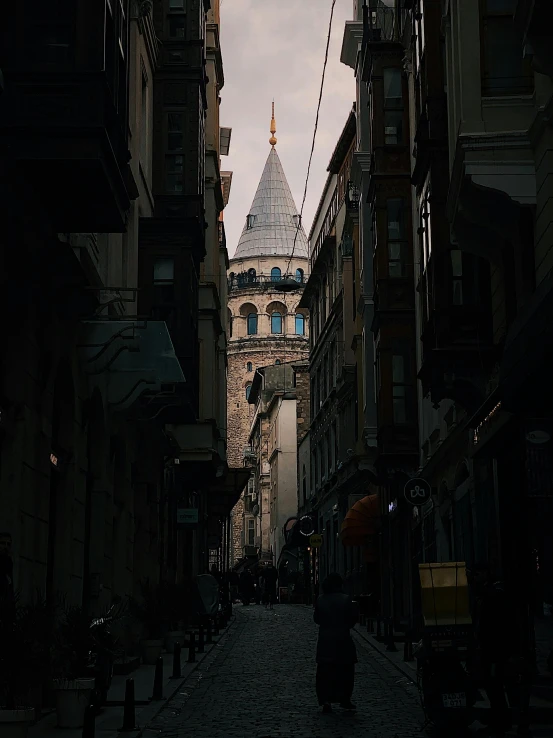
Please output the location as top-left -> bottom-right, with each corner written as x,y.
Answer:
340,494 -> 379,548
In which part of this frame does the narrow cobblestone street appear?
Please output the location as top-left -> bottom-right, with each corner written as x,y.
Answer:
142,605 -> 422,738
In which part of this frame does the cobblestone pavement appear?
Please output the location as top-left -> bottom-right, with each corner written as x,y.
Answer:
142,604 -> 423,738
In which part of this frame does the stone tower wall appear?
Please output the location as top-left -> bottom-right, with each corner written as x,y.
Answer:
227,263 -> 309,566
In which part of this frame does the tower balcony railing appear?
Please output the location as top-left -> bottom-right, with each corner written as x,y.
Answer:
228,273 -> 306,292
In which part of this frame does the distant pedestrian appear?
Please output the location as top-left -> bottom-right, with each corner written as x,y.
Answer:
314,573 -> 358,714
239,569 -> 254,605
261,562 -> 278,609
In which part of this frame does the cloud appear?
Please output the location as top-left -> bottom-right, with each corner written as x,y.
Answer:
220,0 -> 355,258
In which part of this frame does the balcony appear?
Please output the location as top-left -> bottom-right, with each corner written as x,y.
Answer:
0,72 -> 135,232
228,273 -> 305,293
515,0 -> 553,79
418,304 -> 497,413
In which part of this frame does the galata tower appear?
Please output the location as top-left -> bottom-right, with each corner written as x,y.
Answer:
227,106 -> 309,565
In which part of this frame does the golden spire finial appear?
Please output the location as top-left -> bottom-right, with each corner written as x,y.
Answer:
269,101 -> 277,147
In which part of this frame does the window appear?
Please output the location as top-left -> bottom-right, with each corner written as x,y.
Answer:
271,267 -> 282,282
246,214 -> 255,229
247,268 -> 256,283
275,359 -> 281,365
295,268 -> 304,283
387,199 -> 407,278
452,250 -> 463,306
247,313 -> 258,335
295,313 -> 305,335
481,0 -> 533,96
245,385 -> 252,401
419,184 -> 432,271
383,68 -> 404,145
392,350 -> 410,424
140,68 -> 149,173
247,362 -> 253,372
169,14 -> 186,38
169,0 -> 184,7
153,258 -> 175,302
165,154 -> 184,192
247,518 -> 255,546
167,113 -> 184,153
271,312 -> 282,334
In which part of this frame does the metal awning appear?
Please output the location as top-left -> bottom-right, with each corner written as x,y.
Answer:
78,320 -> 185,411
207,467 -> 251,518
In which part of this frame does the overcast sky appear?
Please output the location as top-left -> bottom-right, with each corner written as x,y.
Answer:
220,0 -> 355,258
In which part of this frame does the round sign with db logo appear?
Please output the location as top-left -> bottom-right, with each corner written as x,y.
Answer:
404,478 -> 432,506
309,534 -> 323,548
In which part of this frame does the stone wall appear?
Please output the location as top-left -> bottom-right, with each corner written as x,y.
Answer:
294,364 -> 311,444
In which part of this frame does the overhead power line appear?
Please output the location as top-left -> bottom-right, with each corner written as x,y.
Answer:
285,0 -> 337,276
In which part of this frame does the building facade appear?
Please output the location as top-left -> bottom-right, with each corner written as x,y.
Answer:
0,0 -> 241,629
227,113 -> 310,566
299,108 -> 380,597
246,363 -> 308,571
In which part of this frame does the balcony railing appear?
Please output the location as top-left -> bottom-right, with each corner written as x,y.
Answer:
228,273 -> 305,292
363,2 -> 405,45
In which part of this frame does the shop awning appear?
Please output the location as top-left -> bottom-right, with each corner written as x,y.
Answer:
340,494 -> 379,547
207,467 -> 251,518
78,320 -> 185,411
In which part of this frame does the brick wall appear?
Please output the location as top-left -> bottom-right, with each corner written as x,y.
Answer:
294,364 -> 311,444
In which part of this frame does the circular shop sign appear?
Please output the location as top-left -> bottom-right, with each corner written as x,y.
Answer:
404,478 -> 432,506
298,515 -> 315,537
309,534 -> 323,548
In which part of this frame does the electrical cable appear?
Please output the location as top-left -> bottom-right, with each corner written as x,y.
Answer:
284,0 -> 337,278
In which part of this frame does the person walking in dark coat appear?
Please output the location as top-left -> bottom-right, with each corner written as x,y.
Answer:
261,562 -> 278,609
314,573 -> 358,713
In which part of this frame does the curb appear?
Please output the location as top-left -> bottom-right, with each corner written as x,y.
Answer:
135,617 -> 237,736
353,625 -> 418,684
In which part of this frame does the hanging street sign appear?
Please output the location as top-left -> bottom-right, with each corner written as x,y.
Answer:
177,508 -> 199,527
309,534 -> 323,548
403,478 -> 432,506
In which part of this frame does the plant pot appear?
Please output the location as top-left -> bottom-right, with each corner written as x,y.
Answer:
165,631 -> 187,653
52,678 -> 95,729
141,639 -> 164,664
0,708 -> 35,738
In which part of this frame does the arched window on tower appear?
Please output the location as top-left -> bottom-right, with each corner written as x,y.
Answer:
295,314 -> 305,335
295,268 -> 304,283
246,384 -> 252,401
247,268 -> 256,283
275,359 -> 281,365
271,311 -> 283,334
271,267 -> 282,283
247,313 -> 258,335
247,362 -> 253,372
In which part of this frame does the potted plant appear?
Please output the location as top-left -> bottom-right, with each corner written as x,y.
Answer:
131,580 -> 166,664
50,603 -> 96,729
163,583 -> 187,653
0,594 -> 45,738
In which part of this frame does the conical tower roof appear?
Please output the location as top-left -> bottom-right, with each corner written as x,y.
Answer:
233,146 -> 309,259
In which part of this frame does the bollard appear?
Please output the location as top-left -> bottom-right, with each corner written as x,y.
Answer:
206,620 -> 213,644
150,656 -> 164,700
197,624 -> 205,653
118,679 -> 137,732
82,705 -> 96,738
386,620 -> 398,652
404,632 -> 414,662
171,642 -> 182,679
188,631 -> 196,662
